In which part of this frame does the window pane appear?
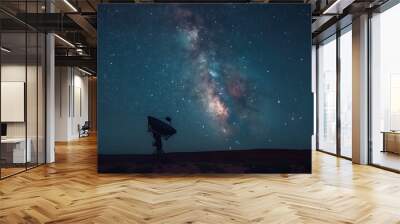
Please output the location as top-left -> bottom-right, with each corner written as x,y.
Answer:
318,36 -> 337,154
340,29 -> 352,158
371,3 -> 400,171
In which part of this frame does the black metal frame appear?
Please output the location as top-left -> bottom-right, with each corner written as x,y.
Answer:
336,28 -> 341,158
0,0 -> 47,180
367,11 -> 373,166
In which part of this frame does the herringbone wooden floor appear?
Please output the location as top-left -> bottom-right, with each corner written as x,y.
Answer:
1,135 -> 400,224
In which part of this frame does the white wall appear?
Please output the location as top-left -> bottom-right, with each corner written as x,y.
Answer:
1,64 -> 40,137
1,82 -> 25,122
55,66 -> 70,141
55,67 -> 89,141
72,73 -> 89,138
1,63 -> 46,164
1,65 -> 27,140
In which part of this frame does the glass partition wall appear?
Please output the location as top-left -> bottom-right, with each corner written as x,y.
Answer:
0,30 -> 27,177
316,26 -> 353,159
370,2 -> 400,171
0,3 -> 46,179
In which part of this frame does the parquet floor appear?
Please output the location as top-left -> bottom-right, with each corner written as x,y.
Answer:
1,167 -> 26,178
1,135 -> 400,223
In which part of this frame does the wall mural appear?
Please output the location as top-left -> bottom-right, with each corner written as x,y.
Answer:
98,3 -> 312,173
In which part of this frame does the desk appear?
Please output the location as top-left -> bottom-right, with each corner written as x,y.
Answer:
1,138 -> 31,163
382,131 -> 400,154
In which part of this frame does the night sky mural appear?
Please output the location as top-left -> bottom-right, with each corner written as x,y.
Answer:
98,4 -> 312,173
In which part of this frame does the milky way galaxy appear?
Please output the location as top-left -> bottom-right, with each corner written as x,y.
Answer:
99,4 -> 313,154
173,6 -> 256,135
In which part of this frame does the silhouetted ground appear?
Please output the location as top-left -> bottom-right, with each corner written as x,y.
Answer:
98,149 -> 311,173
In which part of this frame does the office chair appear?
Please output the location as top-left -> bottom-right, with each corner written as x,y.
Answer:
79,121 -> 90,138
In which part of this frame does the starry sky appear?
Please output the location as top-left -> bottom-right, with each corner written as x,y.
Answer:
98,4 -> 313,155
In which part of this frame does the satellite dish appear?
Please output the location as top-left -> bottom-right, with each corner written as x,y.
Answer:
147,116 -> 177,154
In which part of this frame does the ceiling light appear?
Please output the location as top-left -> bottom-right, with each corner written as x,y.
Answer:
1,47 -> 11,53
76,48 -> 85,55
78,67 -> 93,76
54,34 -> 75,48
322,0 -> 355,15
63,0 -> 78,12
322,0 -> 342,14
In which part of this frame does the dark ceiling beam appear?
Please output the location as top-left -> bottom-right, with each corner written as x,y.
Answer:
311,0 -> 372,42
0,8 -> 37,31
312,15 -> 336,35
153,0 -> 250,2
86,0 -> 97,11
56,47 -> 97,57
323,0 -> 356,14
67,13 -> 97,46
312,14 -> 352,44
11,13 -> 84,32
56,0 -> 97,46
0,18 -> 26,31
55,55 -> 96,72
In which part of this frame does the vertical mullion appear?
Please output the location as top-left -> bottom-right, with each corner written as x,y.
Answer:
36,0 -> 39,167
336,31 -> 341,157
44,0 -> 47,164
367,12 -> 373,165
316,44 -> 320,151
73,68 -> 75,118
25,0 -> 28,171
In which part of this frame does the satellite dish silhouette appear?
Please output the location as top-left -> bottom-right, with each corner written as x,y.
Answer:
147,116 -> 177,154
